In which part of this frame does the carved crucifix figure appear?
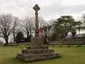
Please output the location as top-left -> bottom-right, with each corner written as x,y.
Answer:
33,4 -> 40,37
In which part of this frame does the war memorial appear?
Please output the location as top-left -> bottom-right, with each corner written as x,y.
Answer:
16,4 -> 60,61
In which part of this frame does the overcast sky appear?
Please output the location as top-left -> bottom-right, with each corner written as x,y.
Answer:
0,0 -> 85,21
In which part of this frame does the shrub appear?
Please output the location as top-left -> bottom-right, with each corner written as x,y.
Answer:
15,31 -> 24,43
67,45 -> 71,47
76,45 -> 81,47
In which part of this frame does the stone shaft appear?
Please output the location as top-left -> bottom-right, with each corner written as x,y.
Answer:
33,4 -> 40,37
35,11 -> 39,37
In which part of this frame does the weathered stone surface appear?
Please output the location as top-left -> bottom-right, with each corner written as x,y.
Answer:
16,53 -> 60,61
26,45 -> 48,50
16,37 -> 60,61
22,49 -> 54,54
31,37 -> 44,45
16,4 -> 60,61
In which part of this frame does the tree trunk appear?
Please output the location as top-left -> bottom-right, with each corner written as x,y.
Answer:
44,32 -> 48,44
4,37 -> 8,45
13,34 -> 16,43
27,30 -> 29,37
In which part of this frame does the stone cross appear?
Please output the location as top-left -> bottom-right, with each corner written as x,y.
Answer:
16,4 -> 60,61
33,4 -> 40,37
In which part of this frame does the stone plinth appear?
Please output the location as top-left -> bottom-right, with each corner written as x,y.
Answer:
31,37 -> 43,45
16,37 -> 60,61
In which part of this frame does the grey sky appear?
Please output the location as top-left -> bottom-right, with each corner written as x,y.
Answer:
0,0 -> 85,21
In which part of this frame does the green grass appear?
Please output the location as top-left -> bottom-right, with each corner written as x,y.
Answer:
0,44 -> 85,64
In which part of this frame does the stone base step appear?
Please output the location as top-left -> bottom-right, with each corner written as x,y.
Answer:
26,45 -> 48,49
16,53 -> 60,61
22,49 -> 54,54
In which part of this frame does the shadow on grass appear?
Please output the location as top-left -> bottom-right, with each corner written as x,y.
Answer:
2,57 -> 62,64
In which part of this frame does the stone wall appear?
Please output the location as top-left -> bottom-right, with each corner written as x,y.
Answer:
49,37 -> 85,45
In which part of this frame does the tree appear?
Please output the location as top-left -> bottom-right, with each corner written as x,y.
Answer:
71,29 -> 76,38
0,14 -> 20,45
82,14 -> 85,24
76,21 -> 82,34
0,14 -> 15,45
15,31 -> 24,43
43,26 -> 48,44
53,15 -> 81,39
81,14 -> 85,32
38,17 -> 48,27
24,17 -> 48,37
12,17 -> 20,43
40,25 -> 52,44
40,26 -> 48,44
23,17 -> 34,42
24,18 -> 34,36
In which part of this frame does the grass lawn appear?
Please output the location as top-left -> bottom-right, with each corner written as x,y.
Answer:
0,44 -> 85,64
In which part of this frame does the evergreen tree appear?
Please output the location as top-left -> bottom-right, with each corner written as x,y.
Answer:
15,31 -> 24,43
